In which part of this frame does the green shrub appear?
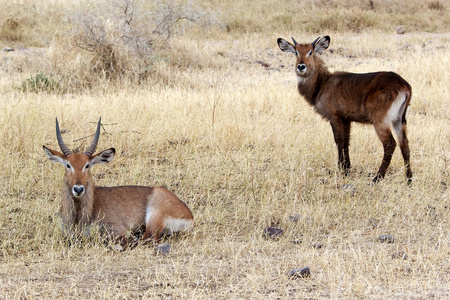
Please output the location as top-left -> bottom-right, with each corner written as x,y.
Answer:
21,73 -> 57,93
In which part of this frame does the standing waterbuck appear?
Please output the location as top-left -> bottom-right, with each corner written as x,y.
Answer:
43,118 -> 194,248
277,36 -> 412,182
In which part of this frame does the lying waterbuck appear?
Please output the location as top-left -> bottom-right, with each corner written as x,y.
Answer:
43,118 -> 194,247
277,36 -> 412,183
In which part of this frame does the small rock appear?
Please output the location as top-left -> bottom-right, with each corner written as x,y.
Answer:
288,267 -> 311,279
396,26 -> 405,34
263,226 -> 284,239
378,234 -> 395,243
2,47 -> 14,52
155,243 -> 171,256
391,251 -> 408,260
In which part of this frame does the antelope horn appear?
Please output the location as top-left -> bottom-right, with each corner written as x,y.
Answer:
312,36 -> 321,47
84,118 -> 102,157
291,37 -> 298,46
56,118 -> 72,157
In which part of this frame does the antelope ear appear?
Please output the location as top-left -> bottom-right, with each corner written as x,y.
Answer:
277,38 -> 296,54
43,145 -> 66,165
90,148 -> 115,165
314,36 -> 330,54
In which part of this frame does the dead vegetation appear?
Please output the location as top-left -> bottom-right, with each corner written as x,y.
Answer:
0,0 -> 449,299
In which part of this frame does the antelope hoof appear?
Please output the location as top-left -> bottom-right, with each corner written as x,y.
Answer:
372,174 -> 384,183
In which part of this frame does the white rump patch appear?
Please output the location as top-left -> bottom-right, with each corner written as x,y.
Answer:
385,91 -> 408,142
384,91 -> 407,126
146,205 -> 193,234
163,217 -> 194,234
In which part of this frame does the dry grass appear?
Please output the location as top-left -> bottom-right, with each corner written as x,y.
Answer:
0,0 -> 449,299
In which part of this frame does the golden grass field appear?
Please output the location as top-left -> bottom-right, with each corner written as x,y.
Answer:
0,0 -> 449,298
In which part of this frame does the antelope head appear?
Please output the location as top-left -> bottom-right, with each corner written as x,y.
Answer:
277,36 -> 330,78
43,118 -> 115,199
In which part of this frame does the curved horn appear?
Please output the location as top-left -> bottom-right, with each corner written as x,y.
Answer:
56,118 -> 72,157
291,37 -> 298,46
84,118 -> 102,157
311,36 -> 321,47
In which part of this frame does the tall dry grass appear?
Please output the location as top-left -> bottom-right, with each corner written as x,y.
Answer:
1,0 -> 448,93
0,0 -> 449,298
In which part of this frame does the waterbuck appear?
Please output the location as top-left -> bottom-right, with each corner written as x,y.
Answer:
277,36 -> 412,183
43,118 -> 194,248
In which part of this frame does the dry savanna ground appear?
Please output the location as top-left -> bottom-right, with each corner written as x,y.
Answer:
0,0 -> 449,299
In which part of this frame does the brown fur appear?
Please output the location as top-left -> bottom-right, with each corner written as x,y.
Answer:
278,36 -> 412,182
44,121 -> 194,248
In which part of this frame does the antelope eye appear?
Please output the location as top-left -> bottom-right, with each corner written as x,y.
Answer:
85,164 -> 90,169
307,50 -> 312,56
66,164 -> 71,169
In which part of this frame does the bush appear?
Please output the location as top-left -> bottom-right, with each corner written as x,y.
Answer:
1,18 -> 22,41
54,0 -> 221,87
21,73 -> 57,93
428,1 -> 445,11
